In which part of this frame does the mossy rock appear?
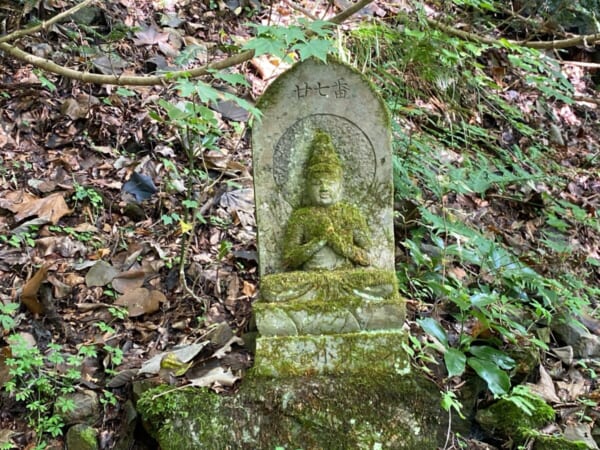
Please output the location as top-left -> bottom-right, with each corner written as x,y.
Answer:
532,434 -> 590,450
137,371 -> 446,449
475,395 -> 554,442
66,424 -> 98,450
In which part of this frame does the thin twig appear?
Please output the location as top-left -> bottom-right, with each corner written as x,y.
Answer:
559,60 -> 600,69
573,95 -> 600,105
0,0 -> 95,45
428,17 -> 600,50
329,0 -> 373,24
282,0 -> 318,21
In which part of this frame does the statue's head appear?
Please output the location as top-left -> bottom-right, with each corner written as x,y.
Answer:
305,131 -> 343,207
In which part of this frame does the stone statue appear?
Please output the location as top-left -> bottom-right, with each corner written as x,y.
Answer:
283,130 -> 370,271
261,130 -> 395,303
252,58 -> 405,341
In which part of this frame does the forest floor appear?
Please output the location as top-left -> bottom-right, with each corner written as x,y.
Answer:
0,1 -> 599,449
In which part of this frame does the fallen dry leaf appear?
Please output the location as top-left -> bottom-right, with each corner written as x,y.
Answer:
1,192 -> 72,224
0,190 -> 37,211
0,428 -> 17,448
85,260 -> 119,287
250,55 -> 289,80
241,280 -> 256,297
114,288 -> 165,317
20,264 -> 50,314
60,97 -> 89,120
138,342 -> 210,375
64,273 -> 85,286
212,336 -> 244,359
0,347 -> 12,388
112,270 -> 146,294
525,365 -> 560,403
36,236 -> 87,257
47,275 -> 72,299
133,26 -> 170,46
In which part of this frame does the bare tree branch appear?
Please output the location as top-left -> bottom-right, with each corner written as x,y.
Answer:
427,18 -> 600,50
0,42 -> 255,85
329,0 -> 375,25
0,0 -> 376,86
0,0 -> 95,45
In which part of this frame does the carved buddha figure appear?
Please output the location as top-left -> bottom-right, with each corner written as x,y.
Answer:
283,130 -> 370,271
261,130 -> 395,303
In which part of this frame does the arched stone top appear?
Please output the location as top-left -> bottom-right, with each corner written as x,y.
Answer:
252,58 -> 393,276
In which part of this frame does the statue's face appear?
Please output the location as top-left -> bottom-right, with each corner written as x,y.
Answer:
307,174 -> 342,207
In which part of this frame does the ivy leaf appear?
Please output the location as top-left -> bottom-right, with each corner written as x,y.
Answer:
292,39 -> 332,62
469,346 -> 515,370
444,348 -> 467,377
417,317 -> 448,347
157,100 -> 188,121
468,357 -> 510,396
469,292 -> 498,308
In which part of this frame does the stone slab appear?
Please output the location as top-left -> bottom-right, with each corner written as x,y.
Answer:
252,330 -> 410,377
138,370 -> 446,450
254,296 -> 406,336
252,57 -> 394,276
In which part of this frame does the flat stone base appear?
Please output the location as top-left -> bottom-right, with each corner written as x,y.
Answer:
253,330 -> 410,377
137,370 -> 446,450
254,295 -> 406,336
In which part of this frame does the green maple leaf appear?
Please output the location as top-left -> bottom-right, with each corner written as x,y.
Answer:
243,37 -> 286,58
273,26 -> 305,45
293,39 -> 332,62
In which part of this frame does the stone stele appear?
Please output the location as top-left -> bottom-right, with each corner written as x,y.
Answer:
251,57 -> 406,376
137,58 -> 446,450
253,57 -> 394,276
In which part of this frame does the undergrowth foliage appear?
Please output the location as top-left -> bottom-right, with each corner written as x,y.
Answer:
1,0 -> 599,447
348,4 -> 599,407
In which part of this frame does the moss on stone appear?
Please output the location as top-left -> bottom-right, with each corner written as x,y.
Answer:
137,371 -> 445,450
137,385 -> 225,449
531,435 -> 590,450
66,424 -> 99,450
260,268 -> 398,304
475,395 -> 554,439
252,330 -> 410,377
326,55 -> 392,131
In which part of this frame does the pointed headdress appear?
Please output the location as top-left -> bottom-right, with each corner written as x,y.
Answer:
306,130 -> 343,180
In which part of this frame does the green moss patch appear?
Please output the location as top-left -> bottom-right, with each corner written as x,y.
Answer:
137,371 -> 445,450
252,330 -> 410,377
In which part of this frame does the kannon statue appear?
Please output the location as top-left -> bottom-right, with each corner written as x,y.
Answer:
261,130 -> 396,303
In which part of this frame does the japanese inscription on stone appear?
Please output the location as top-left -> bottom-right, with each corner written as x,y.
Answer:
293,78 -> 350,98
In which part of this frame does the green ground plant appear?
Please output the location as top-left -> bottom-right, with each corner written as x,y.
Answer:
0,298 -> 124,448
1,329 -> 95,449
347,3 -> 599,430
72,182 -> 104,222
